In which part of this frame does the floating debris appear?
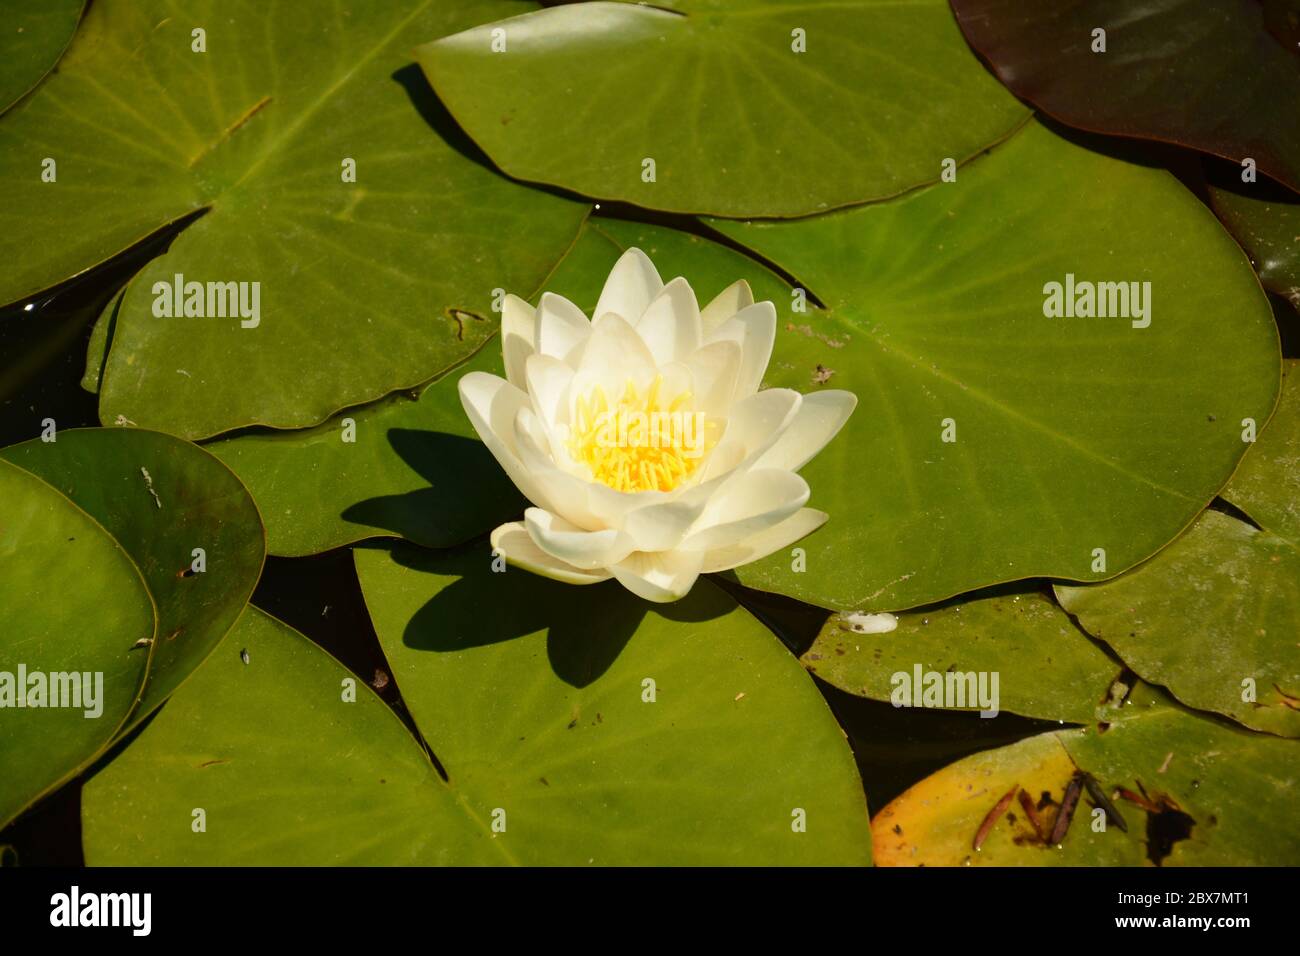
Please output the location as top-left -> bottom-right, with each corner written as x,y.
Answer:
973,784 -> 1019,851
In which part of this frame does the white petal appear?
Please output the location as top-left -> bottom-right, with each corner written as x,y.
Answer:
754,389 -> 858,473
706,301 -> 776,400
700,279 -> 754,334
680,469 -> 809,552
700,387 -> 802,482
491,522 -> 612,585
459,372 -> 552,509
672,338 -> 741,416
621,496 -> 711,552
524,353 -> 575,432
635,276 -> 702,365
500,294 -> 535,389
610,550 -> 704,603
535,292 -> 591,365
593,247 -> 663,324
571,312 -> 658,395
524,507 -> 635,570
699,508 -> 827,573
513,407 -> 603,529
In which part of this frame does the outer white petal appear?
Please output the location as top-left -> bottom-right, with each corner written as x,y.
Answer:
754,389 -> 858,473
524,508 -> 635,570
699,387 -> 802,482
500,294 -> 536,390
699,508 -> 828,573
593,247 -> 663,324
680,469 -> 809,552
459,372 -> 554,511
621,497 -> 711,552
491,522 -> 612,585
610,550 -> 704,603
635,276 -> 702,365
535,292 -> 591,366
706,301 -> 776,400
700,279 -> 754,334
513,407 -> 603,530
524,353 -> 575,432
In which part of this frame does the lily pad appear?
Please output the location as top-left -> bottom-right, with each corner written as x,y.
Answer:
1057,362 -> 1300,736
354,544 -> 873,865
0,0 -> 587,439
207,345 -> 525,556
874,683 -> 1300,865
709,119 -> 1279,611
1208,177 -> 1300,305
0,0 -> 83,114
952,0 -> 1300,194
83,557 -> 873,864
83,608 -> 485,865
803,589 -> 1117,724
0,427 -> 265,729
0,457 -> 153,828
417,0 -> 1029,216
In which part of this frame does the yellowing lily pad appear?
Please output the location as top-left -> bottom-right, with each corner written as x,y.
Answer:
418,0 -> 1029,216
875,683 -> 1300,866
710,119 -> 1279,610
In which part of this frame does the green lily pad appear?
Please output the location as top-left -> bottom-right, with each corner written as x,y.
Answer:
80,287 -> 121,395
952,0 -> 1300,194
0,458 -> 153,828
0,0 -> 83,114
417,0 -> 1029,217
354,544 -> 873,865
0,427 -> 265,730
1057,361 -> 1300,736
84,557 -> 873,864
874,683 -> 1300,866
803,589 -> 1118,724
0,0 -> 587,439
83,608 -> 486,865
709,119 -> 1279,611
207,345 -> 525,556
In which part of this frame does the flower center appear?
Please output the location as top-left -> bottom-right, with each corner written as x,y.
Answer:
567,375 -> 713,493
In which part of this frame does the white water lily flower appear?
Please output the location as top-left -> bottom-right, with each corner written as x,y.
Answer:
459,247 -> 856,603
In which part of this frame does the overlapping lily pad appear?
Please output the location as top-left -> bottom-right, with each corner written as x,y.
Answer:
710,119 -> 1279,611
0,0 -> 587,439
82,550 -> 873,864
418,0 -> 1029,216
356,544 -> 872,864
1,428 -> 265,727
0,458 -> 152,828
0,0 -> 83,114
952,0 -> 1300,194
1057,362 -> 1300,736
207,345 -> 525,556
873,683 -> 1300,865
1208,178 -> 1300,304
803,589 -> 1117,724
